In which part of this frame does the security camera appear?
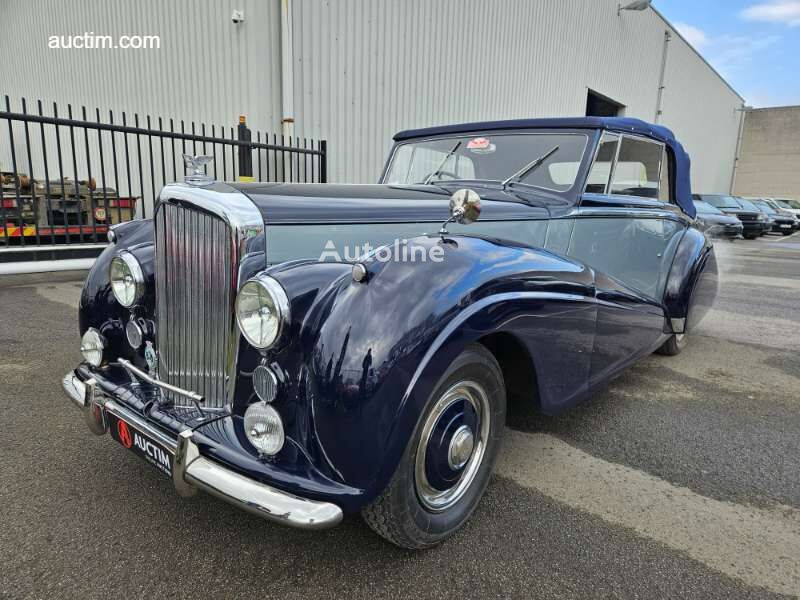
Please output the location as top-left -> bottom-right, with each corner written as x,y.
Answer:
231,9 -> 244,24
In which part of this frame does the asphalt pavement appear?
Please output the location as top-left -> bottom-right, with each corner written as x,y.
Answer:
1,233 -> 799,599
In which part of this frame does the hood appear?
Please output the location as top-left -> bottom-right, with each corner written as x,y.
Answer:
229,182 -> 551,224
697,212 -> 741,225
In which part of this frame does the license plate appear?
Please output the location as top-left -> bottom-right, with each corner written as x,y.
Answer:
107,412 -> 173,477
780,224 -> 791,228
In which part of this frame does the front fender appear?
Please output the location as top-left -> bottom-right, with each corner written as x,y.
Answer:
269,235 -> 596,506
79,219 -> 155,370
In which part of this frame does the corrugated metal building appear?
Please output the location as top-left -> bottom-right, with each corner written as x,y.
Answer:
733,106 -> 800,201
1,0 -> 744,192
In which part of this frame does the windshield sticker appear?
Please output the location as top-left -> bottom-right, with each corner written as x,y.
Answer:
466,137 -> 496,154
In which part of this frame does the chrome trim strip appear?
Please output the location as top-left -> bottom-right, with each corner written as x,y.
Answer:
62,371 -> 86,408
118,358 -> 204,403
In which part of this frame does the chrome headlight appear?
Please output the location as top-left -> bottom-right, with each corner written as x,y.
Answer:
109,252 -> 144,307
235,276 -> 289,349
80,327 -> 105,367
244,401 -> 285,455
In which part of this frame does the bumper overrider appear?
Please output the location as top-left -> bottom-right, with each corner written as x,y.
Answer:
62,364 -> 343,530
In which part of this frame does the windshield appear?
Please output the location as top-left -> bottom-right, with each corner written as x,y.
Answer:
778,198 -> 800,209
701,195 -> 740,209
693,200 -> 722,214
736,197 -> 762,212
383,133 -> 589,192
752,201 -> 776,214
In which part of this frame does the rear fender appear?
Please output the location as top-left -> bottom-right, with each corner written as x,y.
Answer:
663,228 -> 718,333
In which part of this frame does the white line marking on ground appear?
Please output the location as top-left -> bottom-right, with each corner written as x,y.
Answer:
496,430 -> 800,596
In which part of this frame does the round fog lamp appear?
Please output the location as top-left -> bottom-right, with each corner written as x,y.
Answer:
80,328 -> 105,367
244,401 -> 285,455
109,252 -> 144,307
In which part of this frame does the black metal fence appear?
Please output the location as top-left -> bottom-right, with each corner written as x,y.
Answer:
0,95 -> 327,246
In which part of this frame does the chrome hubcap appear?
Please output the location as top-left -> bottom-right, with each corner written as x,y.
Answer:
415,380 -> 490,512
448,425 -> 474,469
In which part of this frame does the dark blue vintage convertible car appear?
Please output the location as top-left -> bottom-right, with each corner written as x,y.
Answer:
63,117 -> 717,548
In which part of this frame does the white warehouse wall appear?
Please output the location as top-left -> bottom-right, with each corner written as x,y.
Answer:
1,0 -> 743,193
291,0 -> 744,191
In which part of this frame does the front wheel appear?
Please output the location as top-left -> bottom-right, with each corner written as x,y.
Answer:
362,343 -> 506,549
656,333 -> 687,356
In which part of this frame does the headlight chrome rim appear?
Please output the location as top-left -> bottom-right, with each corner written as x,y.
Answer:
80,327 -> 106,367
235,276 -> 290,350
109,251 -> 144,307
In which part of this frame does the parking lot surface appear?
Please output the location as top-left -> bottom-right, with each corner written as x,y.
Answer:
1,233 -> 799,599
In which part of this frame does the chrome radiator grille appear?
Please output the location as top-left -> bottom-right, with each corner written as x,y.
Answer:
155,202 -> 234,409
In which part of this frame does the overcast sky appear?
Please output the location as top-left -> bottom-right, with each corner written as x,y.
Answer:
655,0 -> 799,107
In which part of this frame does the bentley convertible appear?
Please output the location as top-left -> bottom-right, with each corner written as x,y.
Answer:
62,117 -> 717,548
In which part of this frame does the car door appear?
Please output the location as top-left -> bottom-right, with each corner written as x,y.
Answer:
568,132 -> 687,385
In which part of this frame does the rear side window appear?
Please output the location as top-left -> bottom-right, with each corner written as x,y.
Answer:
609,137 -> 664,199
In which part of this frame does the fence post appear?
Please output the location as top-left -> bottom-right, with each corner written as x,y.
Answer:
319,140 -> 327,183
237,115 -> 253,182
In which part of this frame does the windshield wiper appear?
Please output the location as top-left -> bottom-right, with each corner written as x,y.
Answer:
501,145 -> 559,191
422,141 -> 462,184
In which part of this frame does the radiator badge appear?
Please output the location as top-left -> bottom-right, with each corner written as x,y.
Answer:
144,341 -> 158,377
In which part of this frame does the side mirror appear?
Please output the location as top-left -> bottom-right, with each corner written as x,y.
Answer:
440,189 -> 481,236
450,188 -> 481,224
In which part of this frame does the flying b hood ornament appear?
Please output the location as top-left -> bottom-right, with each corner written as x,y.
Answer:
183,154 -> 214,186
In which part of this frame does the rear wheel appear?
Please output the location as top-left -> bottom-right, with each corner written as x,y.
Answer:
744,234 -> 758,240
656,333 -> 686,356
362,343 -> 506,549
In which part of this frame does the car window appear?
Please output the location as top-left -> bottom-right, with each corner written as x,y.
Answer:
703,195 -> 740,209
754,202 -> 776,214
383,133 -> 588,192
609,136 -> 664,199
779,198 -> 800,209
693,201 -> 722,214
584,133 -> 618,194
736,198 -> 761,212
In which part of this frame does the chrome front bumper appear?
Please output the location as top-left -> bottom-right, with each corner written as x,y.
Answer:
62,370 -> 343,530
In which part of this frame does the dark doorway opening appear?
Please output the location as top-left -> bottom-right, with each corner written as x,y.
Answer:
586,89 -> 625,117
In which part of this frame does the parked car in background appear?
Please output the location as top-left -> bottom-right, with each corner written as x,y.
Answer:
773,198 -> 800,220
696,194 -> 764,239
749,198 -> 795,235
762,198 -> 800,231
692,199 -> 743,239
62,117 -> 718,549
733,197 -> 773,236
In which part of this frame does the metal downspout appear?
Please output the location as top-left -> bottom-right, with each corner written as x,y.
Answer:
730,105 -> 748,194
280,0 -> 295,139
654,30 -> 672,124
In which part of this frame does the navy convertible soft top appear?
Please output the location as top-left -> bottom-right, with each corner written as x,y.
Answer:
394,117 -> 695,218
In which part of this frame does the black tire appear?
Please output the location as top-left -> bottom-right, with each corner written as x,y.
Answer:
782,230 -> 793,236
362,343 -> 506,549
744,234 -> 758,240
656,333 -> 686,356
